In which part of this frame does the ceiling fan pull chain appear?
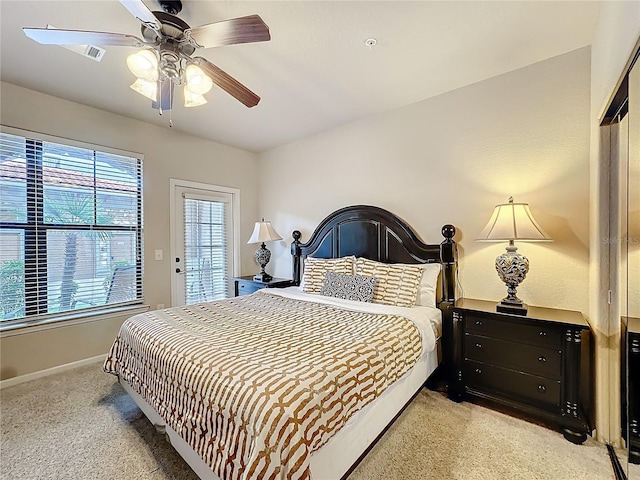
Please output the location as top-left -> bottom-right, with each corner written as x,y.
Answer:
158,79 -> 164,117
169,82 -> 173,128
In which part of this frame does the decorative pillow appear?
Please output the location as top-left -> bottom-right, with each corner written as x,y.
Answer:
302,256 -> 355,294
413,263 -> 442,308
320,271 -> 377,302
354,257 -> 424,307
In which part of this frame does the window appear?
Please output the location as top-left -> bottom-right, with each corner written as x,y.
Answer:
0,129 -> 143,327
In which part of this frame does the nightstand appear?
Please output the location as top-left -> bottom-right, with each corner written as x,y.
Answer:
444,298 -> 593,444
232,276 -> 293,297
626,316 -> 640,464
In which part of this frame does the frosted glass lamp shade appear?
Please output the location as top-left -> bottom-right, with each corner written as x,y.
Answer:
185,64 -> 213,95
130,79 -> 157,101
184,87 -> 207,107
126,50 -> 158,82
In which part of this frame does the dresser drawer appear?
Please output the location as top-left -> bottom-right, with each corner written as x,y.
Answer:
464,313 -> 562,349
464,334 -> 562,379
235,280 -> 263,296
464,360 -> 561,408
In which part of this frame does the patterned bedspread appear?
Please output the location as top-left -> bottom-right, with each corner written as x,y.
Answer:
104,291 -> 423,480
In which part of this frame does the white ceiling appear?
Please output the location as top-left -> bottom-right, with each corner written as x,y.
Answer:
1,1 -> 601,153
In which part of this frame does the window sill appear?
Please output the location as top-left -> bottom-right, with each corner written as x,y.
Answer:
0,304 -> 150,338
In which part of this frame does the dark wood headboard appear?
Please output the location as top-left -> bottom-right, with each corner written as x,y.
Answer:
290,205 -> 457,304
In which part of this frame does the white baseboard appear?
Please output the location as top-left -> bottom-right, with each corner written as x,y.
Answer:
0,354 -> 106,389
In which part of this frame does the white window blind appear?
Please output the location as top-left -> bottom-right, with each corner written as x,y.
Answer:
183,194 -> 229,304
0,130 -> 143,325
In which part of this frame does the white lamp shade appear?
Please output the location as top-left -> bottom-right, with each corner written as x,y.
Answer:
126,49 -> 158,81
476,198 -> 552,242
248,220 -> 283,244
185,64 -> 213,95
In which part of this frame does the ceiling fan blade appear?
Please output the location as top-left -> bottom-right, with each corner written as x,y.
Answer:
193,57 -> 260,108
119,0 -> 161,31
186,15 -> 270,49
23,27 -> 144,47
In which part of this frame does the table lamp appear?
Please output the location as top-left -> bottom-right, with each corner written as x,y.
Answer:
475,197 -> 552,315
247,219 -> 283,282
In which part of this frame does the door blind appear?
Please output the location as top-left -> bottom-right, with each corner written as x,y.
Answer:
183,195 -> 228,304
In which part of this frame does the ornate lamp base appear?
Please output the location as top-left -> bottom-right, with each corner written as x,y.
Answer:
497,301 -> 528,315
253,272 -> 273,282
254,242 -> 273,282
495,242 -> 529,316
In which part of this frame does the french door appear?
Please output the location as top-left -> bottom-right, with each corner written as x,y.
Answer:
171,180 -> 239,306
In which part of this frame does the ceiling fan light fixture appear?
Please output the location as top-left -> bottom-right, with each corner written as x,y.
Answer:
127,49 -> 159,81
130,78 -> 158,101
185,64 -> 213,95
183,86 -> 207,107
24,1 -> 270,112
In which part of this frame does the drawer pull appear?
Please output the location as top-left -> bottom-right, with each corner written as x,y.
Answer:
475,343 -> 482,348
537,384 -> 546,393
475,368 -> 482,374
538,356 -> 546,362
475,320 -> 483,326
539,331 -> 547,337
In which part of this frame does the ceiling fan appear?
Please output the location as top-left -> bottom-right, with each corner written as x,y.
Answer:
23,0 -> 270,110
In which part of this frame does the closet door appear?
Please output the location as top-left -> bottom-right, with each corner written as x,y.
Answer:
624,52 -> 640,472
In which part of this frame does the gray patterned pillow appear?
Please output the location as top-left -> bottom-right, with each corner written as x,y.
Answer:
320,271 -> 378,302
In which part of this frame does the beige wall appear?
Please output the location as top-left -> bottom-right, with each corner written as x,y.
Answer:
260,47 -> 592,315
0,312 -> 139,380
0,82 -> 260,379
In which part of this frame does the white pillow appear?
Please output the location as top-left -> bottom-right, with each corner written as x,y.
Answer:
413,263 -> 441,308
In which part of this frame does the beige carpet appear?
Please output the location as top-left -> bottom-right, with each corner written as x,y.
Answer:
0,362 -> 619,480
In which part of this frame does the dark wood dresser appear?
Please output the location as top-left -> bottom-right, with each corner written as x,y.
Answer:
446,298 -> 593,443
232,276 -> 293,297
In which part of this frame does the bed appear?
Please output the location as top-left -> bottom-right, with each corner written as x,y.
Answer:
105,205 -> 457,480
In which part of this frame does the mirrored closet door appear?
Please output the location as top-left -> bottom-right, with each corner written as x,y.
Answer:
609,46 -> 639,480
624,50 -> 640,476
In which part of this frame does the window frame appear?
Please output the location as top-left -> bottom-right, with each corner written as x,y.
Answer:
0,126 -> 144,330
